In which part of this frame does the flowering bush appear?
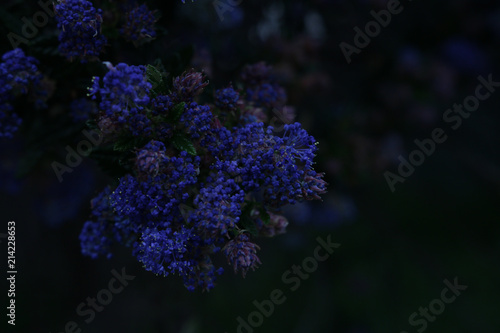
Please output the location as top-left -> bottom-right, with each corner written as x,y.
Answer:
80,61 -> 326,291
0,0 -> 326,292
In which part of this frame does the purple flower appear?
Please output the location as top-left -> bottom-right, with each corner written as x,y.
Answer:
172,70 -> 208,102
135,140 -> 167,178
223,233 -> 261,277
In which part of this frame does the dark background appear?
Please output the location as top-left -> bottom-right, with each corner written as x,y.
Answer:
1,0 -> 499,332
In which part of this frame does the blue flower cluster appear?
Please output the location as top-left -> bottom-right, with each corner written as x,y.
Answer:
132,226 -> 194,277
89,62 -> 152,136
120,3 -> 158,45
54,0 -> 107,62
0,49 -> 45,138
215,86 -> 240,110
189,171 -> 245,244
111,151 -> 200,231
217,121 -> 325,207
179,102 -> 213,139
80,62 -> 326,290
79,187 -> 128,259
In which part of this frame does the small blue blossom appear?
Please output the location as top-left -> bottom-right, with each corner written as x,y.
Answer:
54,0 -> 107,62
215,86 -> 240,110
133,226 -> 195,277
179,102 -> 214,139
200,125 -> 235,159
151,94 -> 174,116
0,49 -> 44,138
80,220 -> 113,259
0,111 -> 22,140
79,187 -> 129,259
120,3 -> 158,45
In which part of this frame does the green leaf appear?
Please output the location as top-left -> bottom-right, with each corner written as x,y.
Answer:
90,146 -> 130,178
178,203 -> 194,222
113,135 -> 132,152
238,201 -> 260,236
146,64 -> 166,96
259,207 -> 271,225
113,134 -> 148,152
239,216 -> 259,236
172,133 -> 196,156
168,102 -> 185,123
85,119 -> 99,131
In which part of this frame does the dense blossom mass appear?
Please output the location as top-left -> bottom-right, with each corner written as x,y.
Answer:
79,61 -> 326,291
